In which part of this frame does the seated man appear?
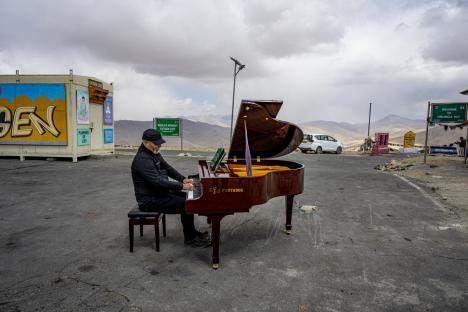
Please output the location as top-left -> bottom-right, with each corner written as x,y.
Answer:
131,129 -> 209,247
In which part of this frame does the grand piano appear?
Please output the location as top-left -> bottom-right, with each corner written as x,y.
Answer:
186,99 -> 304,269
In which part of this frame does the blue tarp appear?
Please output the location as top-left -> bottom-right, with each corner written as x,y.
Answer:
429,146 -> 457,155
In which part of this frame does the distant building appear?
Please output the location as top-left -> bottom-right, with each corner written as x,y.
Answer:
0,71 -> 114,161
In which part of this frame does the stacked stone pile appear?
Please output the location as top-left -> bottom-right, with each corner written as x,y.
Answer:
374,159 -> 414,171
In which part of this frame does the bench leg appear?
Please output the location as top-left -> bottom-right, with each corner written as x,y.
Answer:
155,220 -> 160,252
129,219 -> 134,252
139,218 -> 144,236
129,215 -> 165,253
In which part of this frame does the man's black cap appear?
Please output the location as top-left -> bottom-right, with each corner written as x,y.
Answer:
142,129 -> 166,145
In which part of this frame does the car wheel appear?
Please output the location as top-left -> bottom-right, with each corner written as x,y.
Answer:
316,147 -> 322,154
336,146 -> 342,154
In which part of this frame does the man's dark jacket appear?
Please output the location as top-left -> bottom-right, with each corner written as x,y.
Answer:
131,144 -> 185,207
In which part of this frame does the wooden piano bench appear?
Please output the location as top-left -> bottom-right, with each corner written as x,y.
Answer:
128,206 -> 166,252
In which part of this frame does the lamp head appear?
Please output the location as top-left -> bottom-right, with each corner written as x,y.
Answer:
230,56 -> 241,66
230,56 -> 245,69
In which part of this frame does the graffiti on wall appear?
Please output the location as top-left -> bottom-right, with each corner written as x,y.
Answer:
0,83 -> 67,145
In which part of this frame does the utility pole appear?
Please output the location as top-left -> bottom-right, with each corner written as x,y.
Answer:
365,102 -> 372,152
424,102 -> 430,164
367,102 -> 372,137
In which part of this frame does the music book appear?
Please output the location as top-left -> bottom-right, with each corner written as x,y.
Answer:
210,147 -> 226,172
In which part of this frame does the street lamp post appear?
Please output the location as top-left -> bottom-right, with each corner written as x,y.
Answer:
367,102 -> 372,138
229,56 -> 245,146
366,102 -> 372,152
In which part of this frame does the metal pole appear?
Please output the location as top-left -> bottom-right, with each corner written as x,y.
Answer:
180,119 -> 183,153
229,63 -> 237,146
424,101 -> 430,164
465,113 -> 468,164
367,102 -> 372,137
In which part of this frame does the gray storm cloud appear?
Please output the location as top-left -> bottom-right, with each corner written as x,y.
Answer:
421,3 -> 468,64
0,0 -> 467,122
0,0 -> 345,78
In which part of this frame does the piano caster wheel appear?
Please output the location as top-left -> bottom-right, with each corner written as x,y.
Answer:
285,230 -> 291,235
212,263 -> 219,270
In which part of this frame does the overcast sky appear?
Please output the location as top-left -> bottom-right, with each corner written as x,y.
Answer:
1,0 -> 467,123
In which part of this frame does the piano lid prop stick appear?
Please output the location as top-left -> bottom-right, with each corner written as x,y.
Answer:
244,119 -> 253,177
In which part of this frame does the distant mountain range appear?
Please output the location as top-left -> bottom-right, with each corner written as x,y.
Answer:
300,114 -> 425,145
115,114 -> 465,150
182,114 -> 231,128
115,119 -> 229,150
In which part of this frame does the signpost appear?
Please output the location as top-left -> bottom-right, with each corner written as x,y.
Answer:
153,118 -> 183,152
431,103 -> 466,124
424,102 -> 468,164
403,131 -> 416,148
371,132 -> 389,156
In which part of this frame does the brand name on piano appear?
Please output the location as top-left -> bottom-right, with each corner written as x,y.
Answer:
209,187 -> 244,195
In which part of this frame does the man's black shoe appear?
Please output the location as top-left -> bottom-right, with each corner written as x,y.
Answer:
184,236 -> 210,248
195,230 -> 209,240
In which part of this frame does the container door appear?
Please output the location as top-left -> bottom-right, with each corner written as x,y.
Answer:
90,103 -> 103,151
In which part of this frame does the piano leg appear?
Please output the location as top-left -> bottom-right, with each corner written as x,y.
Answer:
209,214 -> 226,269
285,195 -> 293,234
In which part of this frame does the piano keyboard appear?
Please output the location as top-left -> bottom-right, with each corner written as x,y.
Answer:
187,177 -> 202,200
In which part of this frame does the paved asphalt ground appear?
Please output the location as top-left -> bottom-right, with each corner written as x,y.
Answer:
1,151 -> 467,312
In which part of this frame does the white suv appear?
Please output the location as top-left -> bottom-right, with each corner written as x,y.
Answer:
299,134 -> 344,154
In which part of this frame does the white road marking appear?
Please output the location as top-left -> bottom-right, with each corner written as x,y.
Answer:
393,174 -> 447,212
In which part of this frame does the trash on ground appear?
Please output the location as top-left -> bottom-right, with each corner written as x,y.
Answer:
300,205 -> 319,213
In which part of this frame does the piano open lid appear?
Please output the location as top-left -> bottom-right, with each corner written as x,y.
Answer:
228,100 -> 304,160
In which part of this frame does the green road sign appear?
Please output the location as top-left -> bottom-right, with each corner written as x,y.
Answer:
431,103 -> 467,124
154,118 -> 180,136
